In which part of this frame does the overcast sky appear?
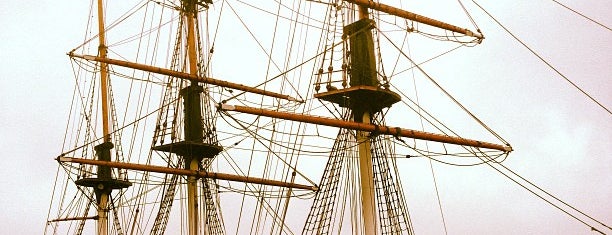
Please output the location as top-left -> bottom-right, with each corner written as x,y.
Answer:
0,0 -> 610,234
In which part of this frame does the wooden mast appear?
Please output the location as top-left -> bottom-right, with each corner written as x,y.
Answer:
97,0 -> 111,144
51,0 -> 502,234
357,111 -> 377,234
96,1 -> 113,234
353,5 -> 378,235
73,1 -> 132,234
96,1 -> 110,233
184,1 -> 200,234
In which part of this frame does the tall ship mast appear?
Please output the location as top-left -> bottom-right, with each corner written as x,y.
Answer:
45,0 -> 609,234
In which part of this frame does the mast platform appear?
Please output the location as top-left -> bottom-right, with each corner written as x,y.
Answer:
75,142 -> 131,202
152,141 -> 223,159
75,178 -> 132,191
314,85 -> 401,113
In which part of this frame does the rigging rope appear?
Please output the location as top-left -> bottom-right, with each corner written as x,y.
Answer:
549,0 -> 611,32
218,111 -> 318,187
378,28 -> 511,146
397,28 -> 449,234
224,0 -> 304,101
471,0 -> 612,116
457,0 -> 480,31
478,151 -> 611,233
58,96 -> 179,157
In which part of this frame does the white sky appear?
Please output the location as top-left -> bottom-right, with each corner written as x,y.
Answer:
0,0 -> 610,234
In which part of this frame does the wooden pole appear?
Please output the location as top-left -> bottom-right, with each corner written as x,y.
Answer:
58,157 -> 318,191
220,104 -> 512,152
96,1 -> 110,234
96,0 -> 111,143
344,0 -> 484,39
185,3 -> 199,234
69,53 -> 301,102
357,112 -> 377,234
354,6 -> 378,234
49,216 -> 99,223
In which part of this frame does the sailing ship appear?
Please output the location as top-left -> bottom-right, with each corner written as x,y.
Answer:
44,0 -> 610,234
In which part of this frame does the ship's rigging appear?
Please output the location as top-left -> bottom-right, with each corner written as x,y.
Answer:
44,0 -> 610,234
